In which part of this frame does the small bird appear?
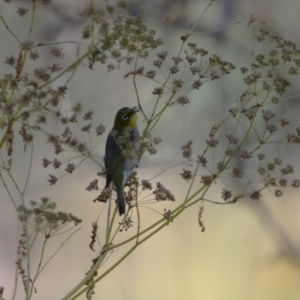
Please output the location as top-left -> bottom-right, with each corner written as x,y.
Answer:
105,106 -> 140,215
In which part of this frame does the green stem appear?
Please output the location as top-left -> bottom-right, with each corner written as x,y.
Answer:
184,161 -> 202,202
105,188 -> 112,244
28,237 -> 48,299
188,0 -> 213,34
135,183 -> 141,245
0,12 -> 21,44
68,189 -> 206,299
11,263 -> 19,300
0,172 -> 19,214
23,136 -> 34,194
132,50 -> 148,122
4,168 -> 31,298
61,250 -> 108,300
27,0 -> 36,41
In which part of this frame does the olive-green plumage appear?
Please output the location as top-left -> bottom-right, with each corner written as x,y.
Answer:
105,107 -> 140,215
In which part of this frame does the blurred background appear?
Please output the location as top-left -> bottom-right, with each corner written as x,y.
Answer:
0,0 -> 300,299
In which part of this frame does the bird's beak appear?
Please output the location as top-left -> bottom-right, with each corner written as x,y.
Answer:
129,106 -> 140,115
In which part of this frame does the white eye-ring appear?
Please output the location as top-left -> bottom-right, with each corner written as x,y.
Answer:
122,114 -> 129,121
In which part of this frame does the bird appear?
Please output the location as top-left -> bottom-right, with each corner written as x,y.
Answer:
105,106 -> 140,215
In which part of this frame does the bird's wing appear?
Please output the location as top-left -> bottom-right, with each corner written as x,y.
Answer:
105,133 -> 125,187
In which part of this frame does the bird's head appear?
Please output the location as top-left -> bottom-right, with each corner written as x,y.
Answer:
114,106 -> 139,130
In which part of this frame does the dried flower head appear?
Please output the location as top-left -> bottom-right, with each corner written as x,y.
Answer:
145,70 -> 156,79
17,7 -> 29,17
200,175 -> 213,185
262,109 -> 275,121
119,216 -> 134,232
232,167 -> 243,178
240,149 -> 252,159
152,87 -> 163,95
176,96 -> 190,106
292,179 -> 300,188
216,161 -> 226,172
250,190 -> 261,201
42,158 -> 51,168
172,56 -> 183,65
5,55 -> 16,66
279,118 -> 290,127
163,209 -> 172,221
72,103 -> 82,113
157,51 -> 168,60
226,134 -> 239,144
173,79 -> 184,88
95,124 -> 105,136
93,189 -> 111,203
86,179 -> 98,191
281,165 -> 294,175
197,155 -> 207,167
50,46 -> 64,59
221,188 -> 232,201
169,65 -> 179,74
275,189 -> 283,197
82,124 -> 92,133
180,169 -> 192,182
153,59 -> 163,68
141,180 -> 152,190
153,182 -> 175,201
48,175 -> 58,185
52,159 -> 61,169
192,80 -> 202,89
206,138 -> 219,147
29,50 -> 39,60
186,55 -> 197,65
65,163 -> 75,174
34,68 -> 50,82
83,110 -> 93,120
181,141 -> 193,158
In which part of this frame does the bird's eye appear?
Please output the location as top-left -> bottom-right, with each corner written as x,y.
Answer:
122,114 -> 129,121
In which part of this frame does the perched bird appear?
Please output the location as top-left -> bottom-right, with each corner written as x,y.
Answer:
105,106 -> 140,215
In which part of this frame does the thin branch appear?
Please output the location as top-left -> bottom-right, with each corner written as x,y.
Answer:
0,12 -> 21,44
37,227 -> 81,276
22,136 -> 34,195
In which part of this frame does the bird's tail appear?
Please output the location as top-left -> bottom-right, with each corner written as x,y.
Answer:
116,186 -> 126,215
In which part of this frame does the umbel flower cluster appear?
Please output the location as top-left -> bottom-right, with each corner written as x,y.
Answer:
175,29 -> 300,205
127,43 -> 236,108
15,197 -> 81,295
18,197 -> 82,238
